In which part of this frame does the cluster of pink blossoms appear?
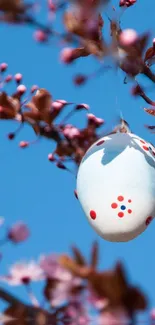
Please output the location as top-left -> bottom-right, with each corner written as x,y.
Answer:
1,229 -> 153,325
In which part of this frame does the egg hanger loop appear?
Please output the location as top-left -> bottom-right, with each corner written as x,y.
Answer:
105,118 -> 132,137
115,118 -> 131,134
115,107 -> 132,134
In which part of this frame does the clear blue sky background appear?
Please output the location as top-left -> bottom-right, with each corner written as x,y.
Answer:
1,0 -> 155,316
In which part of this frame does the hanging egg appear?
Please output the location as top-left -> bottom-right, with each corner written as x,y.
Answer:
76,132 -> 155,242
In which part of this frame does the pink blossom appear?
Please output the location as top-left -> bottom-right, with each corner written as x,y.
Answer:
87,113 -> 104,126
40,254 -> 82,306
87,289 -> 109,310
40,254 -> 70,280
0,63 -> 8,72
119,29 -> 138,46
8,222 -> 30,244
63,126 -> 81,139
56,99 -> 67,104
51,281 -> 73,306
119,0 -> 136,7
40,254 -> 81,282
70,0 -> 110,18
150,308 -> 155,320
52,100 -> 66,110
60,47 -> 75,64
34,30 -> 48,42
5,75 -> 12,83
48,153 -> 55,162
64,303 -> 90,325
17,84 -> 26,94
48,0 -> 56,12
0,314 -> 15,324
152,38 -> 155,50
64,124 -> 72,128
14,73 -> 22,83
0,261 -> 44,285
98,308 -> 129,325
50,276 -> 82,306
31,85 -> 38,93
15,114 -> 22,122
19,141 -> 29,148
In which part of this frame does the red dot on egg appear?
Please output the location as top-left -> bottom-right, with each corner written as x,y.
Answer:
140,140 -> 145,144
143,145 -> 149,151
90,210 -> 96,220
128,209 -> 132,214
145,216 -> 153,226
96,140 -> 105,146
111,202 -> 118,209
128,199 -> 132,203
117,196 -> 124,202
118,212 -> 124,218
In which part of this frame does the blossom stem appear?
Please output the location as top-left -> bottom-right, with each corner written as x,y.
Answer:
24,283 -> 40,307
60,108 -> 77,125
25,15 -> 79,46
10,122 -> 24,139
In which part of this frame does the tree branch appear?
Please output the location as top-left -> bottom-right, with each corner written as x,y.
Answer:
142,65 -> 155,83
133,83 -> 155,106
0,287 -> 23,305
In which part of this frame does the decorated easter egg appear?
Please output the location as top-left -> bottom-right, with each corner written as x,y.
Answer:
76,132 -> 155,242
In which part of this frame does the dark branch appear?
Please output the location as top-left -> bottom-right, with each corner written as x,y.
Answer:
0,287 -> 23,305
142,65 -> 155,83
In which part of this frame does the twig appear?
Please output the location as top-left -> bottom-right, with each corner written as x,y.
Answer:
142,65 -> 155,83
24,15 -> 80,47
134,82 -> 155,106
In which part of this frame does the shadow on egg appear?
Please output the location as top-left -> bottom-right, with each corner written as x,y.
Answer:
131,136 -> 155,169
81,133 -> 131,165
81,133 -> 155,169
101,146 -> 124,165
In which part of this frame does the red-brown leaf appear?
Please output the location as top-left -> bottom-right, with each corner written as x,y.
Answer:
90,241 -> 99,268
124,286 -> 148,313
144,46 -> 155,62
71,246 -> 86,266
144,107 -> 155,116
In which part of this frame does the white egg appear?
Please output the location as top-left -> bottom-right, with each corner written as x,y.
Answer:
76,132 -> 155,242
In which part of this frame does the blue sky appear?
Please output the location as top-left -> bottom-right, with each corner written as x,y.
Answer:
0,0 -> 155,314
